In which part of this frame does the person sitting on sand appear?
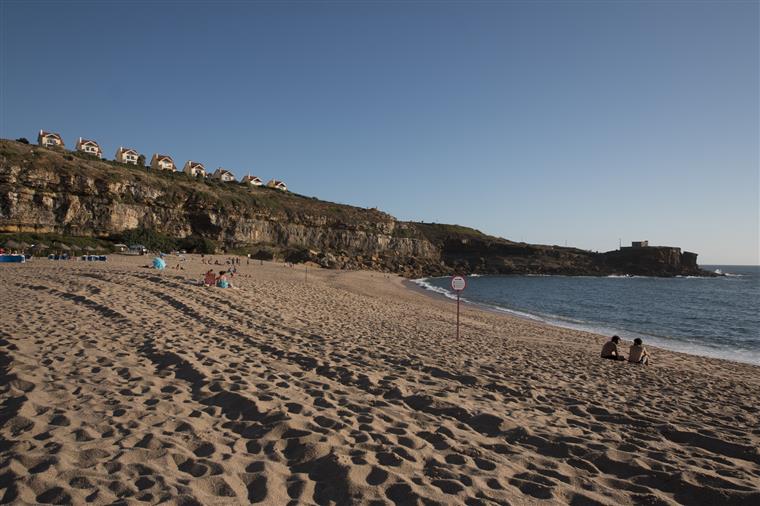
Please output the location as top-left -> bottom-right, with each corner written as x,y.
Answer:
601,335 -> 626,361
203,269 -> 216,287
628,338 -> 650,365
216,271 -> 232,288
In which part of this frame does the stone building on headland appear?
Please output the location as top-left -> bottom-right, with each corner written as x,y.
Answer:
612,241 -> 700,276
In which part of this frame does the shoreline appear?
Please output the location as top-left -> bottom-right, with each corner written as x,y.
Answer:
405,275 -> 760,369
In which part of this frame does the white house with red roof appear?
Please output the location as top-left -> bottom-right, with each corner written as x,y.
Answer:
266,179 -> 287,191
211,168 -> 236,182
241,174 -> 263,186
75,137 -> 102,158
150,153 -> 175,171
38,130 -> 64,148
183,160 -> 206,177
115,147 -> 140,165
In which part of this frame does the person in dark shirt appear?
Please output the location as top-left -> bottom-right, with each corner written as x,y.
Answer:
601,335 -> 626,361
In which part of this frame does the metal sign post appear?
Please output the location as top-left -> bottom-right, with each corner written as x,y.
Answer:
451,275 -> 466,339
456,291 -> 460,339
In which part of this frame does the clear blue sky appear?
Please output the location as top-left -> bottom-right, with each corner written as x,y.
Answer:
1,0 -> 757,264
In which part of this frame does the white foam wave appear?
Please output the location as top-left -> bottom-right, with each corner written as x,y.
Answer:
481,304 -> 545,322
412,278 -> 466,302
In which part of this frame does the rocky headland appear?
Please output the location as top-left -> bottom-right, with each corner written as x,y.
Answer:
0,139 -> 710,278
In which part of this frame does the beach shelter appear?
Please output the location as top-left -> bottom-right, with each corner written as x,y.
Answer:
31,243 -> 49,256
152,257 -> 166,270
129,244 -> 148,255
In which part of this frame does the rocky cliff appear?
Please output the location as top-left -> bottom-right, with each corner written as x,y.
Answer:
0,140 -> 709,277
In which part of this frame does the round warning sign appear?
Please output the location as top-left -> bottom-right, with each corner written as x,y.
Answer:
451,275 -> 466,291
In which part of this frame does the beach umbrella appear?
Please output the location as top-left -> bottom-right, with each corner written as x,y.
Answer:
32,242 -> 49,250
152,257 -> 166,270
3,239 -> 21,249
56,243 -> 71,251
84,246 -> 96,252
18,241 -> 31,249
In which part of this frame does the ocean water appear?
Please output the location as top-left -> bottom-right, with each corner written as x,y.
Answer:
413,266 -> 760,366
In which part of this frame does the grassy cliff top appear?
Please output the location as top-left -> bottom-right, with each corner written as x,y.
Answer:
1,138 -> 514,245
0,139 -> 396,224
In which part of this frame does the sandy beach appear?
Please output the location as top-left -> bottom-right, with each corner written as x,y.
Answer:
1,255 -> 759,505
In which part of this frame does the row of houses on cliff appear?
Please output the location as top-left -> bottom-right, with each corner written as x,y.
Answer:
37,130 -> 287,191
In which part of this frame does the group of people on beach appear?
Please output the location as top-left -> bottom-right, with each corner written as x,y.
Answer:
201,255 -> 244,266
601,335 -> 650,364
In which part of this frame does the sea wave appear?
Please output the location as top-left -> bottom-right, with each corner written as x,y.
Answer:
412,278 -> 468,302
711,268 -> 746,277
479,304 -> 545,322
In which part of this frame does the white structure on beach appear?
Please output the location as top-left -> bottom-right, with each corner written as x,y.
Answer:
150,154 -> 175,171
241,174 -> 263,186
115,147 -> 140,165
183,161 -> 206,177
38,130 -> 64,148
267,179 -> 287,191
211,168 -> 236,182
75,137 -> 103,158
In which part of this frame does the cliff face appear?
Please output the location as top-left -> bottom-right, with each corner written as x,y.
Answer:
0,141 -> 443,274
0,140 -> 709,277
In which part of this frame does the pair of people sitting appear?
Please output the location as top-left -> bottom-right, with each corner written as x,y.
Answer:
601,335 -> 649,364
203,269 -> 233,288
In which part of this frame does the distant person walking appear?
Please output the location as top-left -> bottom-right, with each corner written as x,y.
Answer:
601,335 -> 626,361
628,338 -> 650,365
